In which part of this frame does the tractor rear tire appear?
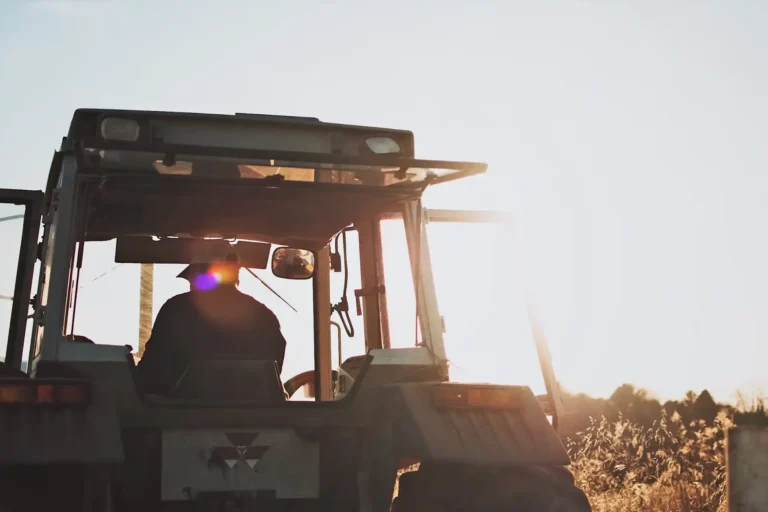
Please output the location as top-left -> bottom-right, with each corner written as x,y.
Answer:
393,464 -> 591,512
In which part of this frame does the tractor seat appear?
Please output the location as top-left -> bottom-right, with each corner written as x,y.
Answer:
150,357 -> 286,404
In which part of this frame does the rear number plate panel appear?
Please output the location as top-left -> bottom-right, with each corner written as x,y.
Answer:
161,429 -> 319,501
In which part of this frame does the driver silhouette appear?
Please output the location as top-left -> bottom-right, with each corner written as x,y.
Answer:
135,252 -> 287,396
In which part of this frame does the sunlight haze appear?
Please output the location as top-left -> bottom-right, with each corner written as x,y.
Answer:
1,0 -> 766,404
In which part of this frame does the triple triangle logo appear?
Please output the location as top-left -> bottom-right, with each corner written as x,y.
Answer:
210,432 -> 269,471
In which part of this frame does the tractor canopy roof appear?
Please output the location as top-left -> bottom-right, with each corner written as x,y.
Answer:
59,109 -> 487,250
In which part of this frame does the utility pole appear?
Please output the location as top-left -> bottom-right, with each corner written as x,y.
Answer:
138,263 -> 153,358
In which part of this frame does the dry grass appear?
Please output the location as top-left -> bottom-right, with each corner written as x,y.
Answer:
567,411 -> 731,511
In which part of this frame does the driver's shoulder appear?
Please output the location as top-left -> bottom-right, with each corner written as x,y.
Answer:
159,291 -> 197,311
237,291 -> 280,322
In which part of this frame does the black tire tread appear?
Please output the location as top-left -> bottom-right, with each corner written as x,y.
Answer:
394,464 -> 591,512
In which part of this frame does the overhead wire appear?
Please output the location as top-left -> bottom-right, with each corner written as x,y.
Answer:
79,263 -> 123,289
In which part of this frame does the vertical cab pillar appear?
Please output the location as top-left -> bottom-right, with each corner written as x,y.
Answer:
356,217 -> 383,352
313,246 -> 333,400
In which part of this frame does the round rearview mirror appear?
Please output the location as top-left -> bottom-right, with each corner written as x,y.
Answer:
271,248 -> 315,280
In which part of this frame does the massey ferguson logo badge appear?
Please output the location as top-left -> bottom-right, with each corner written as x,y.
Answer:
208,432 -> 269,472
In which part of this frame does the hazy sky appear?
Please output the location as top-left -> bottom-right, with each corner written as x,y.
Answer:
1,0 -> 766,404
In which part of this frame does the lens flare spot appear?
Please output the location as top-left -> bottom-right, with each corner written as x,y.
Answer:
193,273 -> 219,291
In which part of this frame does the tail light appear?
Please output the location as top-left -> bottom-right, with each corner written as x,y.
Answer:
432,386 -> 524,410
0,380 -> 90,407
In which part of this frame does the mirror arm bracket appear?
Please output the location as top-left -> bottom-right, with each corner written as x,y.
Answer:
353,285 -> 386,316
331,297 -> 354,338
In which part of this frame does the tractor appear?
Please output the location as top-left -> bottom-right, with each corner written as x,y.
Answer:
0,109 -> 591,511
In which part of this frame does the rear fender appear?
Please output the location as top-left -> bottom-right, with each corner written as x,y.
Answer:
382,382 -> 570,466
0,376 -> 123,465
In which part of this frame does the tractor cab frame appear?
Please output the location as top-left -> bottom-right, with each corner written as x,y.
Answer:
0,109 -> 585,512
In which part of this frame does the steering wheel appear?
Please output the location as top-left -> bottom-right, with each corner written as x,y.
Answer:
284,370 -> 315,399
283,370 -> 339,399
69,334 -> 96,344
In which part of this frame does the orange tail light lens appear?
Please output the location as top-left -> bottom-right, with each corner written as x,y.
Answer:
432,386 -> 523,409
0,381 -> 90,407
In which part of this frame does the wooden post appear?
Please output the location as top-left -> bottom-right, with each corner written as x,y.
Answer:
727,426 -> 768,511
138,263 -> 154,358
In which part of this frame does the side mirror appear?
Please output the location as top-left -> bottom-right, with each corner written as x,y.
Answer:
271,247 -> 315,280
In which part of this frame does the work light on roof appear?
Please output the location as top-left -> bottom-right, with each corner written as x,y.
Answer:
365,137 -> 401,154
100,117 -> 140,142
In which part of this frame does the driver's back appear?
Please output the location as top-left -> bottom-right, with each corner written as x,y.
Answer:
135,286 -> 287,396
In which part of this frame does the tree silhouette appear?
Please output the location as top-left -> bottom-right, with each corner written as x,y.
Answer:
693,389 -> 718,424
605,383 -> 661,426
608,384 -> 637,413
663,400 -> 681,417
557,384 -> 767,445
682,390 -> 698,407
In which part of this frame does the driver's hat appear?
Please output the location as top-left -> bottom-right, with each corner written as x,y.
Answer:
177,250 -> 240,283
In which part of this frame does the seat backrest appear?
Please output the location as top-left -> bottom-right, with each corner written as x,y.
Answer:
171,356 -> 285,402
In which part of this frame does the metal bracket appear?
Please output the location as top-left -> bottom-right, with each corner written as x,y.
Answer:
354,285 -> 386,316
33,305 -> 46,326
